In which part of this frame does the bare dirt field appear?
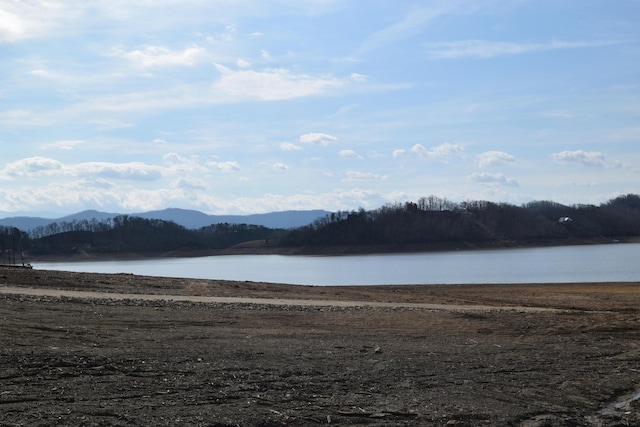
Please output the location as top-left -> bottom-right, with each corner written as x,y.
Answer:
2,266 -> 640,426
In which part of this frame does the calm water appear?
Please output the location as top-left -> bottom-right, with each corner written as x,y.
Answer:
36,243 -> 640,286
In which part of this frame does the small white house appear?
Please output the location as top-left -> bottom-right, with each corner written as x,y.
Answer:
558,216 -> 573,224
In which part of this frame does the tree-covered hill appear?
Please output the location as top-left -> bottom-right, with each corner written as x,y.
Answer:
2,194 -> 640,258
278,194 -> 640,248
2,215 -> 284,256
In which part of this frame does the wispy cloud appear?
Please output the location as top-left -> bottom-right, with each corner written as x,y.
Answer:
343,171 -> 388,181
213,65 -> 346,101
1,157 -> 165,181
15,68 -> 348,124
163,153 -> 209,173
280,142 -> 303,151
42,140 -> 86,151
299,132 -> 338,146
1,1 -> 637,214
478,151 -> 515,168
110,45 -> 208,67
470,172 -> 519,187
551,150 -> 623,168
426,39 -> 620,59
0,0 -> 70,42
356,2 -> 473,56
76,162 -> 164,181
3,156 -> 212,182
338,149 -> 362,159
2,157 -> 63,177
206,161 -> 241,172
411,143 -> 464,161
176,176 -> 208,190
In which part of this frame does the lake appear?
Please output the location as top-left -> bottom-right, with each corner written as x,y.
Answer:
35,243 -> 640,286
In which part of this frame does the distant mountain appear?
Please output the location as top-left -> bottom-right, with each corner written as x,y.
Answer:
0,216 -> 52,231
59,210 -> 120,223
135,208 -> 331,229
0,208 -> 331,232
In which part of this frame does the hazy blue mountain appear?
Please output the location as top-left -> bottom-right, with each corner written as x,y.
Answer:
134,208 -> 330,229
0,208 -> 330,232
58,210 -> 120,223
0,216 -> 52,231
134,208 -> 220,229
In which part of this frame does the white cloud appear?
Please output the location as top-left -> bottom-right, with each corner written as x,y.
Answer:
110,45 -> 207,67
0,1 -> 69,42
338,149 -> 361,159
2,157 -> 63,177
5,66 -> 349,124
206,161 -> 241,172
163,153 -> 209,173
176,176 -> 208,190
343,171 -> 388,181
86,178 -> 114,190
77,162 -> 164,181
470,172 -> 518,187
551,150 -> 623,168
0,9 -> 26,42
42,140 -> 85,150
272,162 -> 289,171
411,142 -> 464,161
299,132 -> 338,146
1,2 -> 636,216
478,151 -> 515,168
213,65 -> 345,101
28,69 -> 54,78
280,142 -> 303,151
426,39 -> 619,59
164,152 -> 191,165
2,157 -> 163,181
350,73 -> 367,82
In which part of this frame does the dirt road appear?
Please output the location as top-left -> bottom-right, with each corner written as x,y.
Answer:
2,267 -> 640,426
0,286 -> 565,312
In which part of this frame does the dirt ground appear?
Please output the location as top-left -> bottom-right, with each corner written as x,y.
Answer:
2,266 -> 640,426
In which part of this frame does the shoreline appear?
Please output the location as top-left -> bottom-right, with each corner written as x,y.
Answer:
2,265 -> 640,310
24,235 -> 640,263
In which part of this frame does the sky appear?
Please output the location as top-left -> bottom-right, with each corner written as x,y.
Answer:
1,0 -> 639,217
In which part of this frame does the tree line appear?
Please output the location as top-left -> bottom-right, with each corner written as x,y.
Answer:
2,215 -> 284,256
278,194 -> 640,247
3,194 -> 640,257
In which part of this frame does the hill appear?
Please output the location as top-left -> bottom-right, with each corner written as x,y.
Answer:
3,194 -> 640,259
0,209 -> 330,231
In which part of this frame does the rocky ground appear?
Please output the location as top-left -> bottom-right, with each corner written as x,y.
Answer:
2,266 -> 640,426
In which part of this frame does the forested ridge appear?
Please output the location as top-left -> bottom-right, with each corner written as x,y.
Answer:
278,194 -> 640,248
1,194 -> 640,257
1,215 -> 283,256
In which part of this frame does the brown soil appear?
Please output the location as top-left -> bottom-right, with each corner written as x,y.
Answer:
2,266 -> 640,426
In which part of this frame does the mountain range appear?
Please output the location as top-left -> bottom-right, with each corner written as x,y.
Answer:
0,208 -> 331,232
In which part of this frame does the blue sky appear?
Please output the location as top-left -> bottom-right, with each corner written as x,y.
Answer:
1,0 -> 639,217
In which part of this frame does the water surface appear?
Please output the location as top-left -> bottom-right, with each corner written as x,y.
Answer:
36,243 -> 640,286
